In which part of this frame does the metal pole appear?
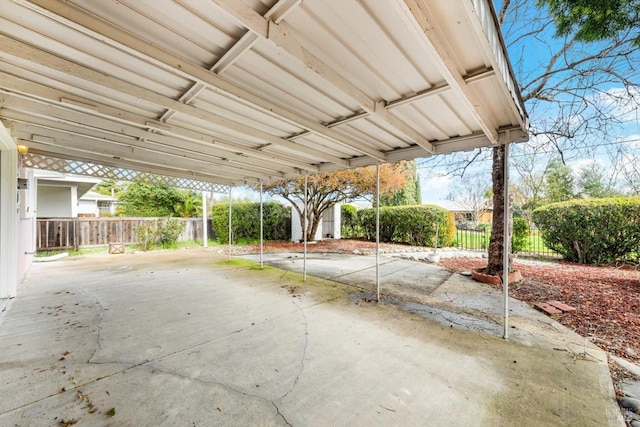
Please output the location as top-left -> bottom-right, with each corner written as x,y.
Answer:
303,174 -> 307,282
502,143 -> 511,339
202,190 -> 208,248
228,186 -> 232,260
376,163 -> 380,302
259,181 -> 264,270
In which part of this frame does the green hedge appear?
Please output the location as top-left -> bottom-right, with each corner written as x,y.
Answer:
357,205 -> 454,247
341,204 -> 359,238
211,202 -> 290,243
511,217 -> 530,253
532,197 -> 640,264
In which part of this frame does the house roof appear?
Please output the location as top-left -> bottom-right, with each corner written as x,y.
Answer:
79,190 -> 117,202
428,200 -> 493,212
34,170 -> 100,198
1,0 -> 528,187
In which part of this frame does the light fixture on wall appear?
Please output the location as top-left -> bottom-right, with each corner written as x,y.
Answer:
16,144 -> 29,190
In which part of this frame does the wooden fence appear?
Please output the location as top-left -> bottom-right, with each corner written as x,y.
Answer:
36,217 -> 206,251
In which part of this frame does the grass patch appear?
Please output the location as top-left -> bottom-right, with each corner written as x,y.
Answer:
36,247 -> 108,257
213,258 -> 261,268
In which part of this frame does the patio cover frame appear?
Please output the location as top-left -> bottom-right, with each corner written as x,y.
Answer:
0,0 -> 528,337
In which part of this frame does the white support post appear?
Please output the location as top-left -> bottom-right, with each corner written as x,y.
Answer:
303,174 -> 307,282
502,143 -> 511,339
259,181 -> 264,270
376,163 -> 380,302
0,122 -> 18,300
202,191 -> 208,248
228,186 -> 232,260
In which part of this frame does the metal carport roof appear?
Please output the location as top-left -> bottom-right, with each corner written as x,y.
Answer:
0,0 -> 527,186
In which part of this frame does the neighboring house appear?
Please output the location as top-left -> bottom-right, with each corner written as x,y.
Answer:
78,190 -> 117,217
427,200 -> 493,228
35,170 -> 101,218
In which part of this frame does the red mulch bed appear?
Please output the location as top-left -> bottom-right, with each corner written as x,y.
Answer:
440,257 -> 640,363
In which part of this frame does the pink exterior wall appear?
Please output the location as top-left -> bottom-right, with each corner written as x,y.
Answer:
17,217 -> 35,288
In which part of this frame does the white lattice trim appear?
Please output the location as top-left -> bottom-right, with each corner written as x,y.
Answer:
23,154 -> 230,193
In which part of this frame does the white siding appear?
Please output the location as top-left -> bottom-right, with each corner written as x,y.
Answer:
37,186 -> 74,218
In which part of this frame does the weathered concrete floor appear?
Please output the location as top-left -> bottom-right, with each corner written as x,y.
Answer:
0,249 -> 623,426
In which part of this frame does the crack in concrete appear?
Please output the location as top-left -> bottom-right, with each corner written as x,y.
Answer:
273,402 -> 293,426
140,364 -> 294,426
76,288 -> 106,363
5,275 -> 334,423
280,298 -> 309,401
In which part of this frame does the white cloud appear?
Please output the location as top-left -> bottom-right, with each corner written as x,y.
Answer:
419,170 -> 453,202
569,158 -> 601,175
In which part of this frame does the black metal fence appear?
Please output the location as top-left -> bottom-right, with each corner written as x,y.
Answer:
454,226 -> 561,258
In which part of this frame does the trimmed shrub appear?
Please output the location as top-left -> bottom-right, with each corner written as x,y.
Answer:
511,217 -> 529,253
211,202 -> 290,243
341,204 -> 359,238
532,197 -> 640,264
447,211 -> 456,245
156,218 -> 185,247
358,205 -> 453,247
133,217 -> 185,250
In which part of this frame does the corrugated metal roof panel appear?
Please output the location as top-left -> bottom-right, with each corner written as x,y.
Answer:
1,0 -> 528,186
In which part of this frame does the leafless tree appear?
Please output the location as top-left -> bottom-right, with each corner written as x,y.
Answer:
420,0 -> 640,274
452,175 -> 492,228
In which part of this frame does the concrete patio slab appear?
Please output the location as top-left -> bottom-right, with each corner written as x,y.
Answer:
0,249 -> 624,426
242,252 -> 451,296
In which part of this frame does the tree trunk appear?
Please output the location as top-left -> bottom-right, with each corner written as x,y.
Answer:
307,213 -> 321,242
485,145 -> 512,275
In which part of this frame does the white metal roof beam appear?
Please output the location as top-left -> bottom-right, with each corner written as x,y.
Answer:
210,0 -> 435,155
324,126 -> 528,172
0,34 -> 348,168
27,149 -> 241,187
287,68 -> 495,142
160,0 -> 300,122
22,142 -> 246,186
159,31 -> 259,122
0,72 -> 319,173
11,126 -> 267,182
5,118 -> 282,181
402,0 -> 501,144
23,0 -> 385,162
0,92 -> 297,177
460,0 -> 528,128
23,153 -> 222,192
386,69 -> 495,110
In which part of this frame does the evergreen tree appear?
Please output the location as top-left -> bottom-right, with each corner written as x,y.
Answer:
380,160 -> 421,206
544,158 -> 576,203
577,161 -> 621,198
118,183 -> 200,217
